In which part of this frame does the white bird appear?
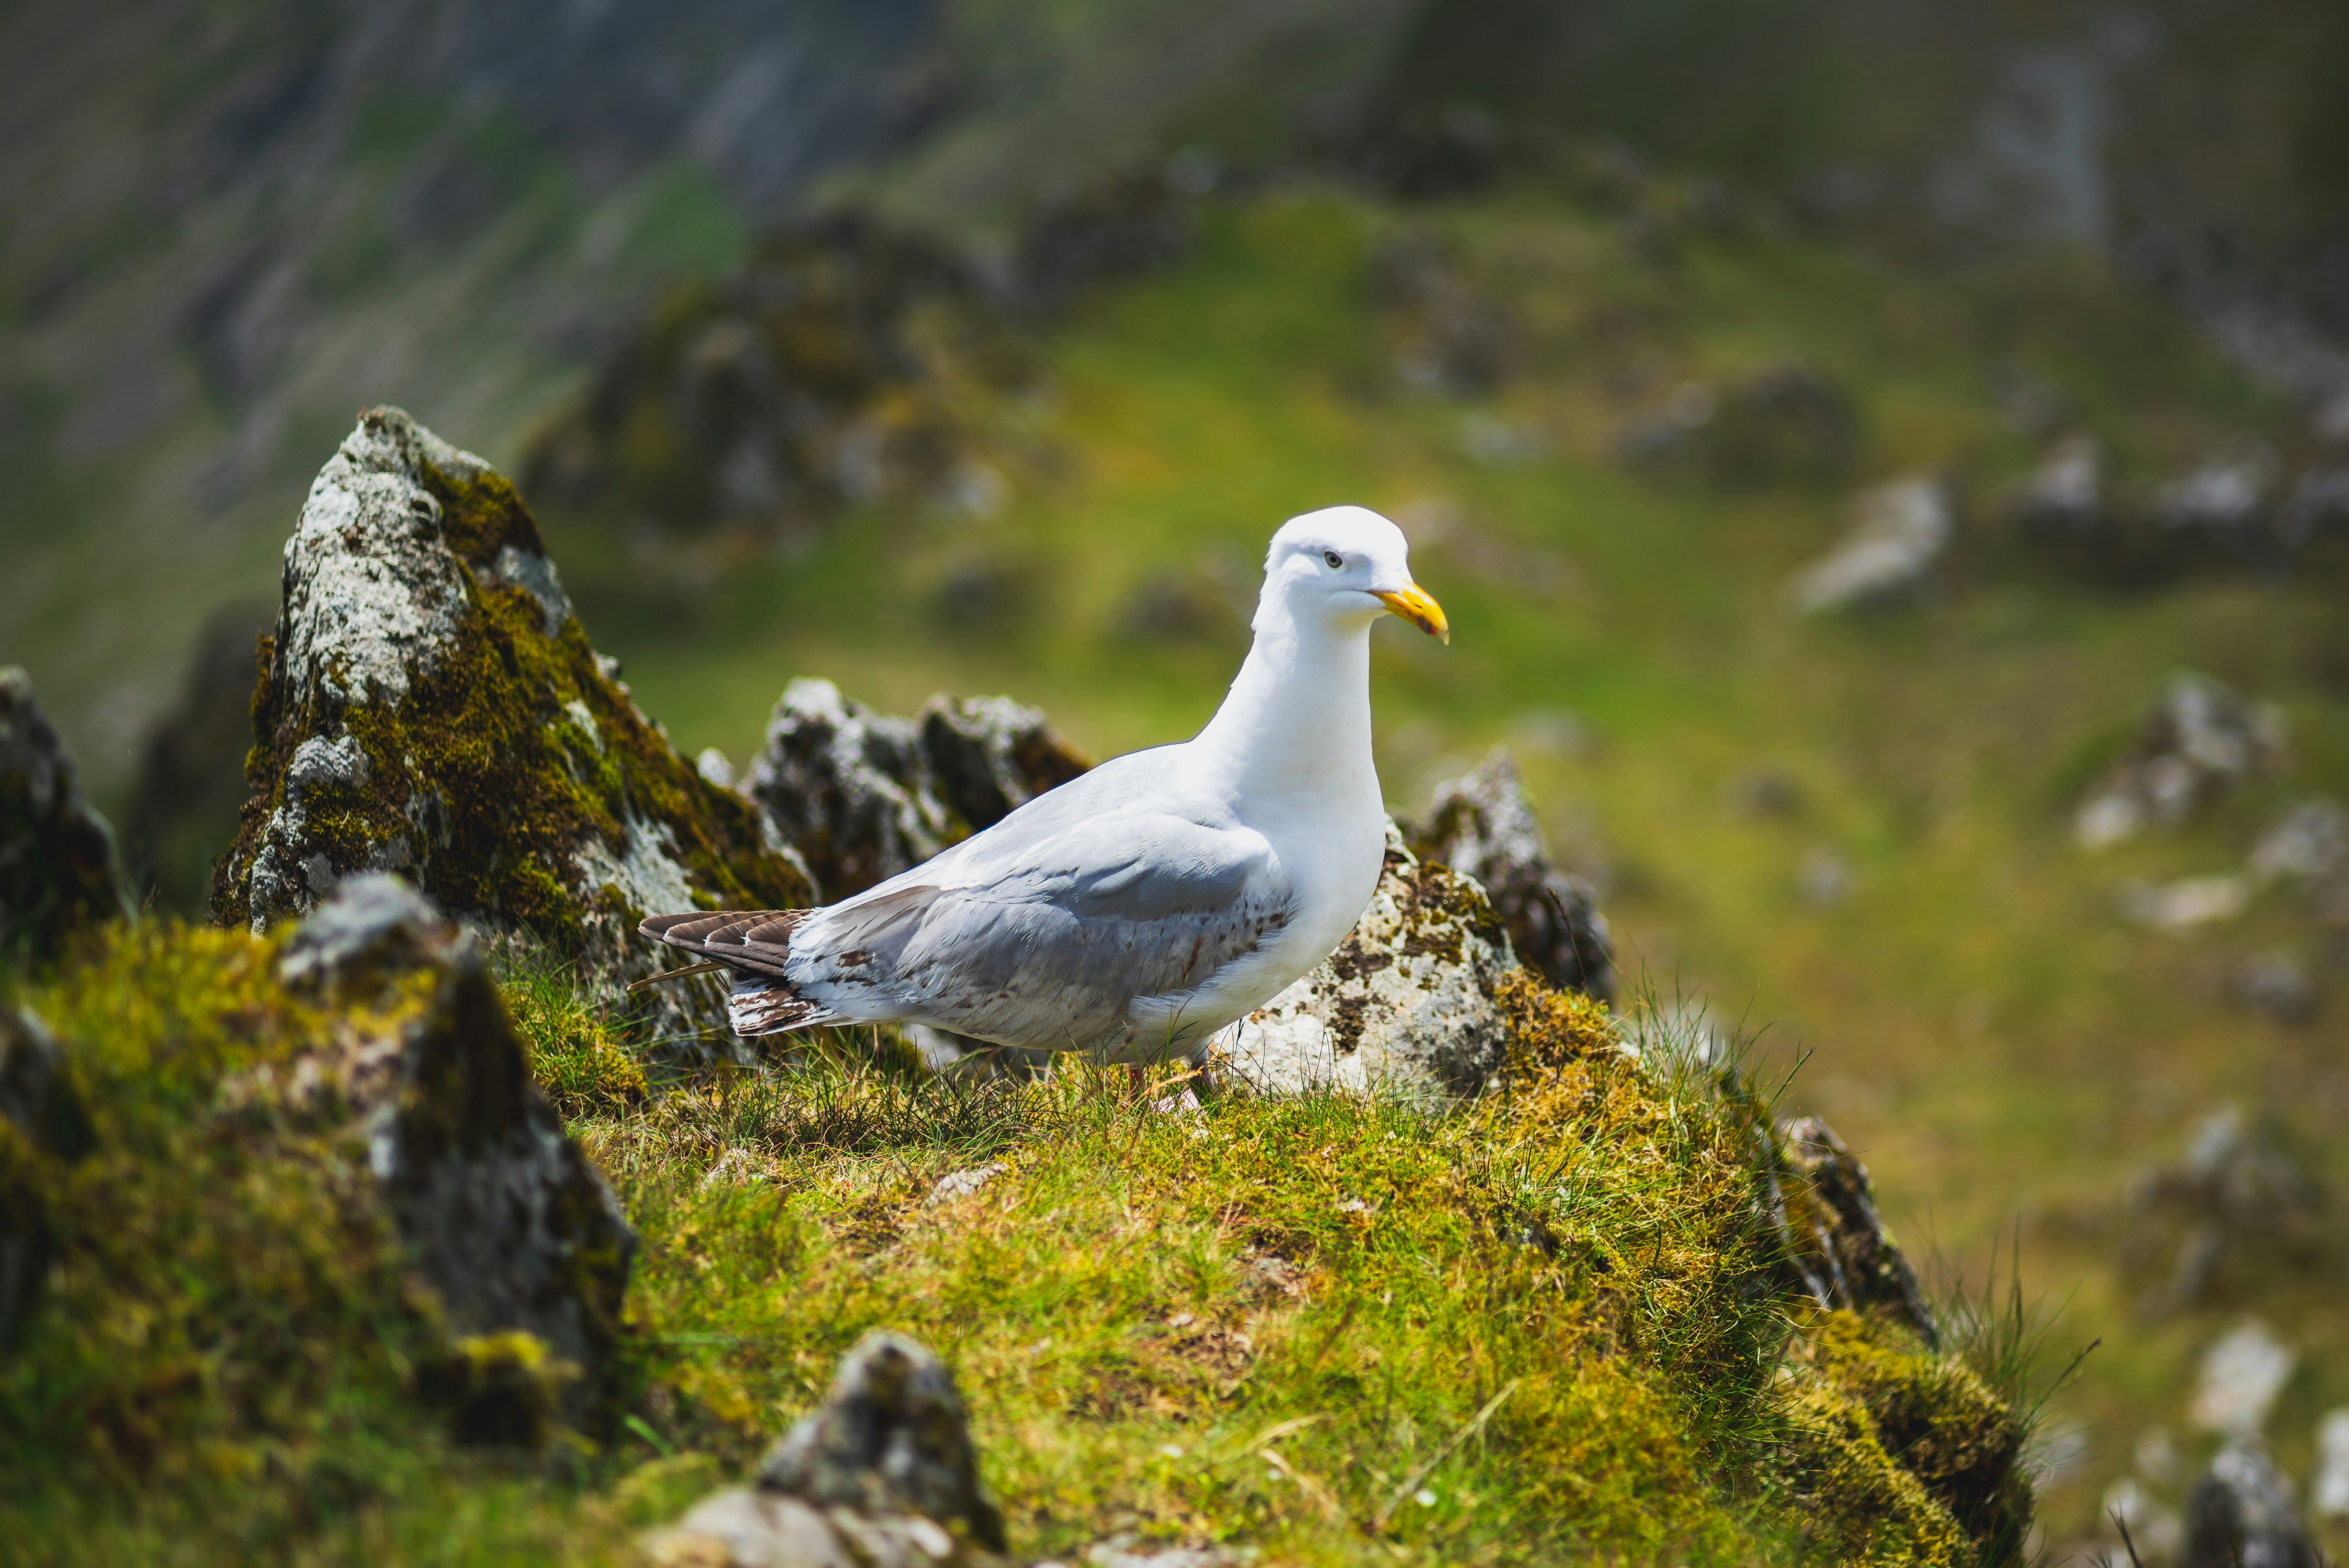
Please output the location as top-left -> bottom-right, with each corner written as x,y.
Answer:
639,506 -> 1449,1063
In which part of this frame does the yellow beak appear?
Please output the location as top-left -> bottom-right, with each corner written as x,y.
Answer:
1373,583 -> 1450,644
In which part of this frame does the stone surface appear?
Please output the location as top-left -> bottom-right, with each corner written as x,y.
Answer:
1764,1116 -> 1940,1346
2250,798 -> 2349,885
2075,673 -> 2289,849
746,678 -> 1090,903
1221,824 -> 1518,1103
0,667 -> 135,962
281,875 -> 636,1432
2191,1318 -> 2296,1439
1407,746 -> 1613,1001
0,1006 -> 94,1352
1782,476 -> 1954,616
2314,1408 -> 2349,1521
2152,446 -> 2281,562
212,408 -> 810,1051
759,1331 -> 1006,1547
644,1333 -> 1021,1567
2185,1441 -> 2318,1568
2124,1106 -> 2324,1318
2008,434 -> 2105,543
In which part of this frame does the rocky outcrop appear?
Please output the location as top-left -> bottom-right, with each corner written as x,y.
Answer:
1406,746 -> 1613,1001
745,678 -> 1090,903
1765,1117 -> 1940,1347
278,875 -> 636,1434
5,873 -> 635,1453
2074,673 -> 2289,849
1783,477 -> 1954,616
2122,1106 -> 2324,1319
522,214 -> 1024,582
2153,446 -> 2283,568
2008,434 -> 2105,545
1,667 -> 135,963
647,1331 -> 1011,1568
1221,825 -> 1518,1102
212,408 -> 811,1047
2184,1441 -> 2318,1568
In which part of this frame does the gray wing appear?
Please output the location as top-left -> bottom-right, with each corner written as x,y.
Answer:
785,779 -> 1295,1050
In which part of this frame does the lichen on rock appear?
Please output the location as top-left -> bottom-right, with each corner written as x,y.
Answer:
211,407 -> 811,1047
1407,745 -> 1614,1002
3,874 -> 635,1476
647,1330 -> 1012,1568
745,677 -> 1089,903
1221,823 -> 1518,1102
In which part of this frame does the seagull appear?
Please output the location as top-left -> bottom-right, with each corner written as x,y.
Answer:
639,506 -> 1449,1064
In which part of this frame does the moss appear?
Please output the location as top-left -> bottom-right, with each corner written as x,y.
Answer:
1782,1311 -> 2033,1566
1,923 -> 444,1499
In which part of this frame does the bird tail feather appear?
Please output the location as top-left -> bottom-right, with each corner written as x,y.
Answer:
638,908 -> 844,1037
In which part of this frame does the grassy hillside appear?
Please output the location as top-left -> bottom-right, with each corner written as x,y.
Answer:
525,183 -> 2347,1544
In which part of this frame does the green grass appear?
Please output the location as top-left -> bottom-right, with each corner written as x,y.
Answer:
544,183 -> 2346,1543
5,922 -> 2023,1564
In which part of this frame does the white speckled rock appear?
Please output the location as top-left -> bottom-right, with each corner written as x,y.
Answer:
1220,823 -> 1517,1103
215,408 -> 813,1056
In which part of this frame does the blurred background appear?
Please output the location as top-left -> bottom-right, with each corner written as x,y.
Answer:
4,0 -> 2347,1556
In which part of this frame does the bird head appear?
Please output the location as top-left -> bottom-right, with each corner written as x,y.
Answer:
1261,505 -> 1449,643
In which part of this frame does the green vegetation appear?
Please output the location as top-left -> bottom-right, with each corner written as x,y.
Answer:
550,183 -> 2344,1539
3,916 -> 2030,1563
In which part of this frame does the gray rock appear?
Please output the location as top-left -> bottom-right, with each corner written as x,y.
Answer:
2250,798 -> 2349,885
2008,433 -> 2105,542
2185,1441 -> 2317,1568
1762,1116 -> 1939,1346
2230,952 -> 2318,1025
2126,1106 -> 2324,1318
1409,747 -> 1613,1001
211,408 -> 810,1053
644,1332 -> 1014,1566
2075,673 -> 2289,849
285,877 -> 635,1435
2153,446 -> 2281,558
747,680 -> 1090,905
1783,476 -> 1954,616
0,1007 -> 94,1352
758,1331 -> 1007,1551
2314,1408 -> 2349,1522
2190,1318 -> 2296,1439
1222,824 -> 1518,1103
1,667 -> 135,963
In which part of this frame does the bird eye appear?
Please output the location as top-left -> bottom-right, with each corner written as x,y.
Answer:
1322,550 -> 1344,569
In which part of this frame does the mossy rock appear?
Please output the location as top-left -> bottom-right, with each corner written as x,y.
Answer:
1782,1311 -> 2034,1566
1,878 -> 634,1520
211,407 -> 812,1052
